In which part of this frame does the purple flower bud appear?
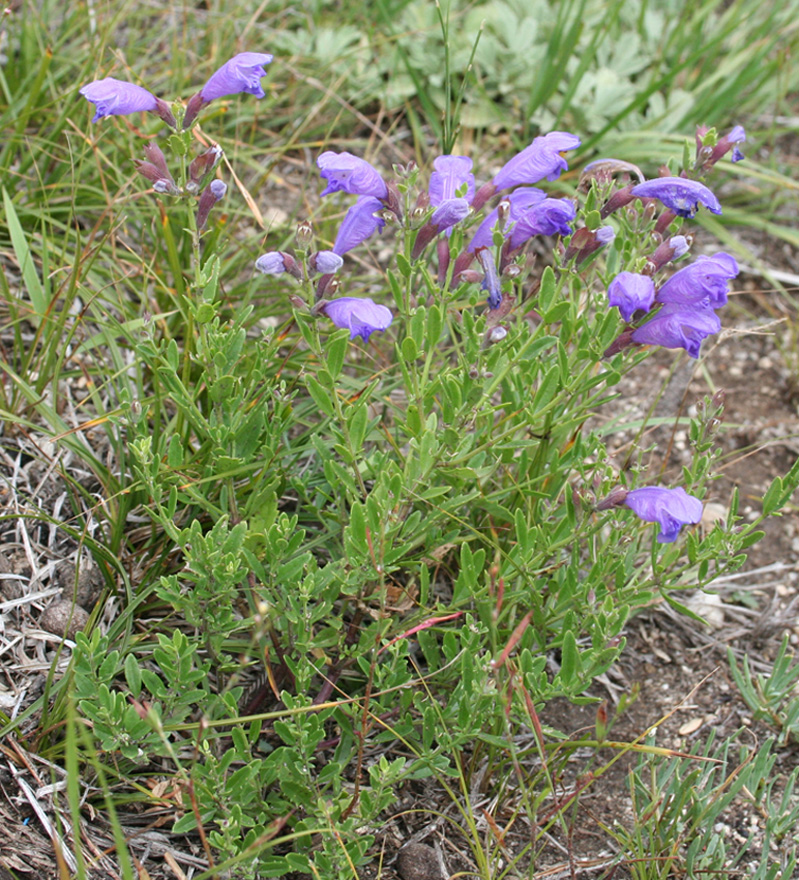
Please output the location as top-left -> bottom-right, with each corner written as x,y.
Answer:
333,196 -> 386,255
196,179 -> 227,230
596,486 -> 629,510
321,297 -> 393,341
646,234 -> 691,274
255,252 -> 288,274
310,250 -> 344,274
656,253 -> 738,309
631,303 -> 721,358
134,161 -> 177,194
317,151 -> 388,199
475,247 -> 502,309
429,156 -> 475,205
200,52 -> 274,101
607,272 -> 656,322
631,178 -> 721,219
80,78 -> 158,122
698,125 -> 746,168
255,251 -> 303,279
600,183 -> 636,219
624,486 -> 703,543
143,142 -> 171,178
492,131 -> 581,191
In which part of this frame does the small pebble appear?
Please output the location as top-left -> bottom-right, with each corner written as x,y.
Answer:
40,600 -> 90,640
396,843 -> 444,880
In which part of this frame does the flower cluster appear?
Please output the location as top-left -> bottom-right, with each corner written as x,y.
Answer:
80,54 -> 273,234
302,131 -> 582,324
606,252 -> 738,358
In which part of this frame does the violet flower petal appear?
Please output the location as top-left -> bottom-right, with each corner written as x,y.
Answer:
431,197 -> 471,232
313,250 -> 344,274
468,187 -> 547,252
506,198 -> 576,249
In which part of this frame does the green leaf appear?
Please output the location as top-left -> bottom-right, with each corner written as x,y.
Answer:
305,375 -> 335,417
3,188 -> 47,326
124,654 -> 142,698
326,330 -> 348,380
538,266 -> 557,314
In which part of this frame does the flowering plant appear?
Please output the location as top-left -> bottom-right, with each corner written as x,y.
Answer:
73,58 -> 799,878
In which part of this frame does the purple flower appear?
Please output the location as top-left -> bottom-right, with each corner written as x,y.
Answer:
631,303 -> 721,358
607,272 -> 656,322
468,187 -> 547,251
333,196 -> 386,255
322,297 -> 393,341
311,250 -> 344,274
431,198 -> 471,231
429,156 -> 475,205
492,131 -> 581,190
624,486 -> 703,543
656,253 -> 738,309
506,198 -> 575,249
317,152 -> 388,199
80,78 -> 158,122
631,178 -> 721,219
200,52 -> 273,101
475,247 -> 502,309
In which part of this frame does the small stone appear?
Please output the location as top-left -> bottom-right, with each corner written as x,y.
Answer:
40,600 -> 90,640
396,843 -> 444,880
56,559 -> 103,607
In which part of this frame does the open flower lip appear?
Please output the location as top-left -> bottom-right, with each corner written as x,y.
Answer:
607,272 -> 656,322
631,303 -> 721,358
655,252 -> 738,309
322,297 -> 393,341
631,177 -> 721,219
624,486 -> 704,543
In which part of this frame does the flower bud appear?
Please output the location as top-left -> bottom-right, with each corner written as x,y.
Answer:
189,144 -> 223,190
596,486 -> 629,510
196,179 -> 227,231
296,220 -> 314,251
